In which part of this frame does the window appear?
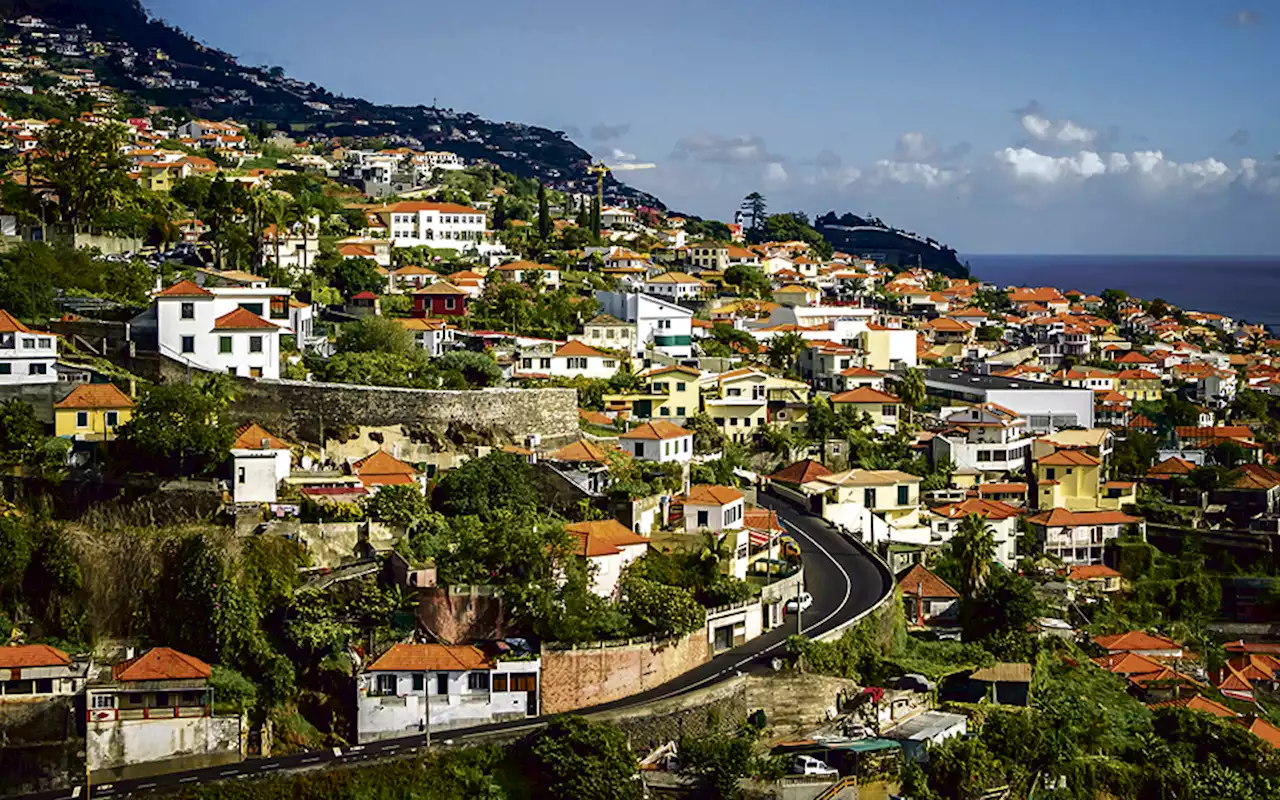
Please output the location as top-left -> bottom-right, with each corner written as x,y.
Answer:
249,336 -> 263,353
75,411 -> 88,428
676,407 -> 686,416
411,673 -> 425,691
742,417 -> 751,427
0,364 -> 9,375
697,510 -> 709,527
105,411 -> 118,428
567,357 -> 587,370
882,405 -> 897,417
180,302 -> 194,319
237,466 -> 246,485
729,417 -> 738,426
219,336 -> 232,354
29,363 -> 46,375
22,338 -> 34,349
493,674 -> 508,692
864,488 -> 876,507
467,672 -> 489,691
238,302 -> 264,316
634,443 -> 645,458
445,297 -> 456,310
376,674 -> 397,695
1046,468 -> 1056,480
35,678 -> 53,694
603,359 -> 616,368
436,673 -> 449,695
659,406 -> 668,416
676,382 -> 686,391
977,451 -> 992,462
250,367 -> 263,378
37,338 -> 50,349
664,442 -> 671,456
0,332 -> 12,349
181,335 -> 195,354
539,358 -> 551,369
897,485 -> 909,505
92,694 -> 114,709
155,692 -> 170,707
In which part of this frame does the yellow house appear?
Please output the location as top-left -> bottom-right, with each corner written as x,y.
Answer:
1115,369 -> 1163,402
830,386 -> 903,432
772,284 -> 820,307
54,383 -> 135,441
860,327 -> 919,371
136,162 -> 176,192
1035,448 -> 1103,510
805,468 -> 925,535
704,368 -> 770,443
638,364 -> 702,420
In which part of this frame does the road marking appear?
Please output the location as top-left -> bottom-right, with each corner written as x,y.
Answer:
780,518 -> 854,636
301,756 -> 321,763
98,786 -> 113,792
261,763 -> 281,770
72,787 -> 82,798
221,770 -> 239,776
138,783 -> 156,789
179,777 -> 198,783
349,745 -> 364,752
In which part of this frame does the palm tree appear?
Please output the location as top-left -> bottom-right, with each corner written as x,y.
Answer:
769,331 -> 806,375
761,424 -> 796,459
897,367 -> 925,425
953,513 -> 996,599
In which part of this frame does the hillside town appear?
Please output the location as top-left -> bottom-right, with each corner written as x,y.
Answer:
1,9 -> 1280,800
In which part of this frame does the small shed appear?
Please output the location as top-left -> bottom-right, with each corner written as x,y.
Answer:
969,662 -> 1033,706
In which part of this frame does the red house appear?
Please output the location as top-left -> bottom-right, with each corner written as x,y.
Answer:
412,282 -> 469,318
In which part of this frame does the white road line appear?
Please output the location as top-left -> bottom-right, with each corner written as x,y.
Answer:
780,518 -> 854,636
261,763 -> 281,770
72,787 -> 82,798
138,783 -> 156,790
301,756 -> 321,763
220,770 -> 239,776
179,777 -> 197,783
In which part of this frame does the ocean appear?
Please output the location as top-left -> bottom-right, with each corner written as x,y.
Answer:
962,254 -> 1280,329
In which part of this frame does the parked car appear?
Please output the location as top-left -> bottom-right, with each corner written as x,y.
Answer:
785,591 -> 814,614
790,755 -> 838,776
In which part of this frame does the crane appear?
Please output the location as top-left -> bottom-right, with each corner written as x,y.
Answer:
586,159 -> 655,213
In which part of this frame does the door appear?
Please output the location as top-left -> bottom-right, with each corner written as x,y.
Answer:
714,625 -> 734,651
510,673 -> 537,716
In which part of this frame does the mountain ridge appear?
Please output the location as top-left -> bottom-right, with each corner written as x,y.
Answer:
3,0 -> 663,208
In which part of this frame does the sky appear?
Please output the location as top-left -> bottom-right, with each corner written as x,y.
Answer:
144,0 -> 1280,255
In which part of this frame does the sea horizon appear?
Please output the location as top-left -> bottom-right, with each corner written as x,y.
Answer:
960,253 -> 1280,329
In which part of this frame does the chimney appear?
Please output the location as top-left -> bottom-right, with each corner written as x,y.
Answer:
261,438 -> 270,449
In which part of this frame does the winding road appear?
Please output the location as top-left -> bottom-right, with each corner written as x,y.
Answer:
15,491 -> 892,800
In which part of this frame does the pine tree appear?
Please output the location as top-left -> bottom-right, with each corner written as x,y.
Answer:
493,195 -> 507,230
537,183 -> 551,240
740,192 -> 767,236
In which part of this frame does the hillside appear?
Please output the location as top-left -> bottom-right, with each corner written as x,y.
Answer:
815,211 -> 968,277
1,0 -> 662,207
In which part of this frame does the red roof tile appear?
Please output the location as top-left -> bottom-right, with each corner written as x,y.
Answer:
1092,630 -> 1182,653
212,307 -> 277,330
684,484 -> 744,506
898,563 -> 959,599
113,647 -> 211,682
54,383 -> 134,409
565,519 -> 650,557
367,643 -> 492,672
766,459 -> 833,485
0,644 -> 71,669
156,280 -> 212,297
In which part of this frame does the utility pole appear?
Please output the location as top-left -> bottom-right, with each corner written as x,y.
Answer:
796,579 -> 803,636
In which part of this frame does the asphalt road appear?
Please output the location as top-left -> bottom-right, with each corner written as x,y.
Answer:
17,490 -> 892,800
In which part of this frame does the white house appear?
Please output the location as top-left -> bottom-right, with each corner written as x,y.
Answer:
230,423 -> 292,504
491,260 -> 561,290
356,643 -> 540,739
619,421 -> 694,465
595,291 -> 695,360
643,271 -> 709,302
1024,508 -> 1144,566
151,280 -> 287,379
398,318 -> 456,357
517,340 -> 621,379
680,485 -> 750,579
926,498 -> 1021,569
930,404 -> 1035,477
370,201 -> 487,252
565,519 -> 650,599
0,644 -> 89,702
86,648 -> 242,777
0,308 -> 57,386
600,206 -> 636,228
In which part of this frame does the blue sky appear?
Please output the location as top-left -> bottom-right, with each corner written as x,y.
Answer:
145,1 -> 1279,254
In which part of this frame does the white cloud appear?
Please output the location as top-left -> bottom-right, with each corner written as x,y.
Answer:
1020,113 -> 1098,146
763,162 -> 789,186
609,147 -> 636,163
994,146 -> 1254,193
671,134 -> 783,164
996,147 -> 1107,183
868,159 -> 962,189
895,132 -> 936,162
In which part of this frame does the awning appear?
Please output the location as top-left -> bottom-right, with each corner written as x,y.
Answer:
748,529 -> 773,546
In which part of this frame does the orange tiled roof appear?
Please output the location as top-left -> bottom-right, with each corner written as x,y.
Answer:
1038,449 -> 1101,467
548,440 -> 614,463
54,383 -> 134,409
367,642 -> 492,672
620,421 -> 692,441
0,644 -> 71,669
1093,630 -> 1182,653
113,647 -> 211,682
898,563 -> 959,599
1147,694 -> 1237,718
555,340 -> 611,358
766,459 -> 832,485
830,387 -> 902,405
1026,508 -> 1142,527
565,519 -> 649,557
351,450 -> 420,487
232,423 -> 289,450
1067,564 -> 1122,581
156,280 -> 212,297
213,307 -> 277,330
1094,651 -> 1168,675
684,484 -> 744,506
0,308 -> 34,333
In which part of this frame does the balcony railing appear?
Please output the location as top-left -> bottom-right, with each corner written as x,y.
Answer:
88,705 -> 211,722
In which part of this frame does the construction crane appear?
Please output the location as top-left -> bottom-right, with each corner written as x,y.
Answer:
587,160 -> 656,212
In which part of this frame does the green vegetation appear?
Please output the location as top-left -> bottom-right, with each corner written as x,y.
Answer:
114,376 -> 237,478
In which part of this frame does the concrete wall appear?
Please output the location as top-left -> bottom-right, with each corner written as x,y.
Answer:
0,383 -> 60,424
87,715 -> 242,779
0,698 -> 83,795
540,632 -> 710,715
227,379 -> 579,449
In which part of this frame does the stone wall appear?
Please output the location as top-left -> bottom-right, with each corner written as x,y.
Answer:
540,632 -> 710,715
0,698 -> 83,795
227,379 -> 579,449
595,674 -> 749,753
0,383 -> 61,423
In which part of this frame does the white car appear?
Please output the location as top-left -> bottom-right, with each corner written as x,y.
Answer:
785,592 -> 814,614
790,755 -> 838,776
